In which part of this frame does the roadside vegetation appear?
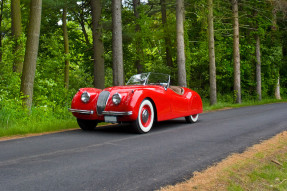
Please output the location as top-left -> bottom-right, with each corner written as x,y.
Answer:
0,102 -> 77,137
202,98 -> 287,111
159,131 -> 287,191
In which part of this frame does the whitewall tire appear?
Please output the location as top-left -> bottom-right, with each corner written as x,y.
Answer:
185,114 -> 199,123
133,99 -> 155,134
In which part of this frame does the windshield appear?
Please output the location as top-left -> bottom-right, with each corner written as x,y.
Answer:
126,73 -> 149,85
127,73 -> 170,87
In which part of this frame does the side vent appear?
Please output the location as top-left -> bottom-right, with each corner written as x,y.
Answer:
97,91 -> 110,115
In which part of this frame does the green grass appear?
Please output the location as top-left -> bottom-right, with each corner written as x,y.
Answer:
227,152 -> 287,191
0,119 -> 77,137
0,105 -> 78,138
203,98 -> 287,111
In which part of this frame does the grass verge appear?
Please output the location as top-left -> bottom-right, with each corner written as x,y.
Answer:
0,119 -> 77,138
159,131 -> 287,191
0,105 -> 79,138
202,98 -> 287,111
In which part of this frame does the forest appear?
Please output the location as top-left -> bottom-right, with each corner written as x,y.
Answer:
0,0 -> 286,134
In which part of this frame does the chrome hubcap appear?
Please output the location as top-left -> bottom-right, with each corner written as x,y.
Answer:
141,109 -> 149,123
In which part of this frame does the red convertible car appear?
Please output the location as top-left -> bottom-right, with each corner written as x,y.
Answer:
69,73 -> 202,133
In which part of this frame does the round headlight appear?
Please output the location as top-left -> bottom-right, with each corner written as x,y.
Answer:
112,93 -> 121,105
81,91 -> 90,103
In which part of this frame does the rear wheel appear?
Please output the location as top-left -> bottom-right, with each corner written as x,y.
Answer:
77,118 -> 98,131
185,114 -> 199,123
133,99 -> 154,134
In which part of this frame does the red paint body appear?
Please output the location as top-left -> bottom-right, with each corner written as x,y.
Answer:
71,85 -> 203,123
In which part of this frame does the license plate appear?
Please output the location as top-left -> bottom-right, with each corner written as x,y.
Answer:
104,116 -> 117,123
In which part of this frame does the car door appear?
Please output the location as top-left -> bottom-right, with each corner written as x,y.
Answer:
168,88 -> 189,117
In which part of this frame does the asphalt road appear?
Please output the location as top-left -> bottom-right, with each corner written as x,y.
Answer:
0,103 -> 287,191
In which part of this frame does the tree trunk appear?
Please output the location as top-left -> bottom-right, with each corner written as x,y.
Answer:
91,0 -> 105,89
255,34 -> 262,101
275,76 -> 281,100
160,0 -> 173,68
20,0 -> 42,111
232,0 -> 241,103
0,0 -> 4,62
63,7 -> 70,90
11,0 -> 23,73
283,31 -> 287,65
133,0 -> 143,73
112,0 -> 124,86
207,0 -> 216,105
176,0 -> 187,87
271,5 -> 281,100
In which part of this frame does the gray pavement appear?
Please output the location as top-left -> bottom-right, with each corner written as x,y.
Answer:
0,103 -> 287,191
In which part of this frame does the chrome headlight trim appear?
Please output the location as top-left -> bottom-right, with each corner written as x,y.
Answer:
112,93 -> 122,105
81,91 -> 90,103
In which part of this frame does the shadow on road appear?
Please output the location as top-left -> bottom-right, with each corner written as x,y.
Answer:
80,118 -> 190,135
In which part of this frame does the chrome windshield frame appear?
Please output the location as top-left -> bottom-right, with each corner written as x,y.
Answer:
127,72 -> 170,88
143,72 -> 151,85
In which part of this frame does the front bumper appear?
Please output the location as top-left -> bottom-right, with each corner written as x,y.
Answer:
68,109 -> 94,115
102,111 -> 133,116
68,109 -> 132,116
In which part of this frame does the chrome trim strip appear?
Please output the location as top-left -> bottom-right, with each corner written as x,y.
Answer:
68,109 -> 94,115
102,111 -> 133,116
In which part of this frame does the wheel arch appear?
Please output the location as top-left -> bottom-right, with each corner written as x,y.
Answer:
144,97 -> 158,123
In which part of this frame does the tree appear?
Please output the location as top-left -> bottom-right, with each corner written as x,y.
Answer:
255,34 -> 262,101
0,0 -> 4,62
63,7 -> 70,90
11,0 -> 23,73
112,0 -> 124,86
176,0 -> 186,87
160,0 -> 173,68
20,0 -> 42,110
271,1 -> 281,100
75,1 -> 90,46
270,0 -> 287,99
91,0 -> 105,89
231,0 -> 241,103
133,0 -> 143,73
207,0 -> 216,105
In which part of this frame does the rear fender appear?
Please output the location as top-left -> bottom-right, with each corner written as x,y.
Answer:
189,91 -> 203,115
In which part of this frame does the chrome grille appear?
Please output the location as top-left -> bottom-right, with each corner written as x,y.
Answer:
97,91 -> 110,115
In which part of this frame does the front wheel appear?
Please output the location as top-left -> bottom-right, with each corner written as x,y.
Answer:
185,114 -> 199,123
77,118 -> 98,131
133,99 -> 155,134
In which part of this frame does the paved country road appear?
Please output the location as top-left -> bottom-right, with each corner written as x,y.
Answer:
0,103 -> 287,191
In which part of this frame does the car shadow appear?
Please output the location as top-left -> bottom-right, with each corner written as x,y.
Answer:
92,123 -> 136,134
87,117 -> 189,135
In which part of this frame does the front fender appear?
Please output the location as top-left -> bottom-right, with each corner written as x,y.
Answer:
70,88 -> 102,120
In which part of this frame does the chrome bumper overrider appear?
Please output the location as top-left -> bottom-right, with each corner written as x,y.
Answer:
68,109 -> 94,115
102,111 -> 133,116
